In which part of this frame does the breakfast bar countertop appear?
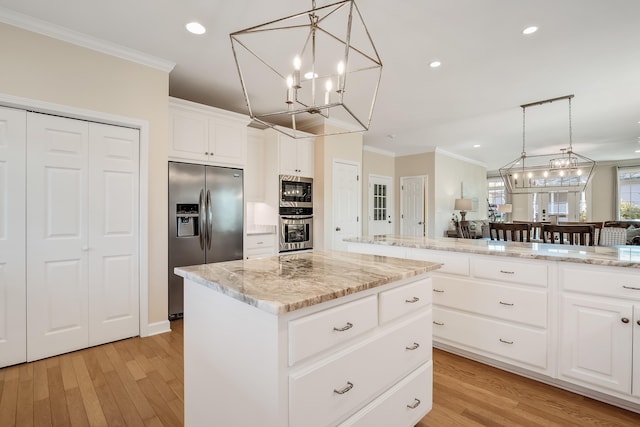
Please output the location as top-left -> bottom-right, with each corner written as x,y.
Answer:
344,235 -> 640,269
174,250 -> 441,315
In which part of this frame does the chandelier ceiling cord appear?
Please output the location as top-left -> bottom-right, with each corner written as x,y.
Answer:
499,94 -> 596,194
230,0 -> 382,139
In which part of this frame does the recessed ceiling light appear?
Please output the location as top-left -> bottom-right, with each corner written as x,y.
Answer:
473,144 -> 481,148
522,26 -> 538,35
186,22 -> 206,35
429,61 -> 441,68
635,149 -> 640,153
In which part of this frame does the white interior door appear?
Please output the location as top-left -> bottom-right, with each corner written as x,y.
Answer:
332,161 -> 360,251
368,175 -> 393,235
27,112 -> 90,361
0,106 -> 26,367
88,123 -> 139,346
400,176 -> 425,237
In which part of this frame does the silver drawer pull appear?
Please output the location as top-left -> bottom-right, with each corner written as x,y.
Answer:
499,338 -> 514,345
405,342 -> 420,351
623,285 -> 640,291
433,321 -> 444,326
333,322 -> 353,332
405,296 -> 420,303
433,289 -> 445,293
406,398 -> 421,409
333,381 -> 353,395
500,270 -> 515,274
499,301 -> 514,306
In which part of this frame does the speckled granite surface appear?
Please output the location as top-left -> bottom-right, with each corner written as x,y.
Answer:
174,250 -> 440,315
345,235 -> 640,268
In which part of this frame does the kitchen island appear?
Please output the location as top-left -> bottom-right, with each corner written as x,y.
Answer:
175,250 -> 441,427
345,235 -> 640,414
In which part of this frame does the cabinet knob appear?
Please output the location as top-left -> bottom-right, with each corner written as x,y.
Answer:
204,152 -> 208,155
335,227 -> 341,231
637,320 -> 640,326
621,317 -> 630,324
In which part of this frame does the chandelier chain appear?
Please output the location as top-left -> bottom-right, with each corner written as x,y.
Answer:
568,97 -> 573,151
521,106 -> 526,157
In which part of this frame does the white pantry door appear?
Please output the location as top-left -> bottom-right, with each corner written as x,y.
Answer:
332,161 -> 361,251
400,176 -> 426,237
27,112 -> 90,361
88,123 -> 140,346
0,106 -> 26,367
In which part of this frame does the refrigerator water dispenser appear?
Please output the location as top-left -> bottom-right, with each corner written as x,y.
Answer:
176,204 -> 199,237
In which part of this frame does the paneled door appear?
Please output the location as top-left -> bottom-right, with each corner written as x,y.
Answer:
368,175 -> 393,235
88,123 -> 139,346
332,161 -> 360,251
400,176 -> 426,237
0,106 -> 26,368
26,112 -> 90,361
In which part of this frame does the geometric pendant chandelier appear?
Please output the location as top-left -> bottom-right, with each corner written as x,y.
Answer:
230,0 -> 382,138
499,94 -> 596,194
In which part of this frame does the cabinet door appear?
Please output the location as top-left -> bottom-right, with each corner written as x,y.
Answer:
26,113 -> 90,362
208,118 -> 246,167
169,108 -> 209,162
559,294 -> 633,394
0,106 -> 26,368
278,135 -> 299,175
295,137 -> 314,177
245,128 -> 265,202
88,123 -> 140,346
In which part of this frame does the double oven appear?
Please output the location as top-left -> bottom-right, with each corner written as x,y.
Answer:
279,175 -> 313,252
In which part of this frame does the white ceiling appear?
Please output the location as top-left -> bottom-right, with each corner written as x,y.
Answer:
1,0 -> 639,171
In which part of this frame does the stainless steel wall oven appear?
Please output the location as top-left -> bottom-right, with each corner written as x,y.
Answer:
279,175 -> 313,208
279,207 -> 313,252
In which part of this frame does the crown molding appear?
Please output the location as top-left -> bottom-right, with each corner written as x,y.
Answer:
0,6 -> 175,73
363,145 -> 396,157
435,147 -> 487,168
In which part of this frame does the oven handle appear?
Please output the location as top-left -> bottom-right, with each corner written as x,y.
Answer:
281,216 -> 313,221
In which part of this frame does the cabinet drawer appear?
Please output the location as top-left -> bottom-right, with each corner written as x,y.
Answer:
289,295 -> 378,365
379,278 -> 432,324
246,233 -> 275,249
432,276 -> 547,328
471,257 -> 547,287
433,307 -> 547,370
560,264 -> 640,301
289,310 -> 431,427
406,249 -> 469,276
338,361 -> 432,427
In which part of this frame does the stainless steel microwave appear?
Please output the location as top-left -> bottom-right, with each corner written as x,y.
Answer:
279,175 -> 313,208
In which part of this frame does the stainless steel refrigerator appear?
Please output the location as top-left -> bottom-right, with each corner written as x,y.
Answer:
168,162 -> 244,319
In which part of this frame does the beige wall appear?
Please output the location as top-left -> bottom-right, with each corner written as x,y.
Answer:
0,23 -> 170,325
362,149 -> 395,235
313,125 -> 363,249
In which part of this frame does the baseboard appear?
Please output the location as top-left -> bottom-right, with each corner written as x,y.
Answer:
143,320 -> 171,337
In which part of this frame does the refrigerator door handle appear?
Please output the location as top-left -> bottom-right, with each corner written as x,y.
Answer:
198,189 -> 205,250
206,189 -> 213,250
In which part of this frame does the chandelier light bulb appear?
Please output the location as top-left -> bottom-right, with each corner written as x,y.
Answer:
559,170 -> 565,177
543,171 -> 549,178
292,56 -> 301,88
286,75 -> 294,104
325,80 -> 333,105
293,56 -> 301,70
577,169 -> 583,176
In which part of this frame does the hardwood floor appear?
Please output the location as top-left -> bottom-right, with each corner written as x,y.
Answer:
1,320 -> 638,426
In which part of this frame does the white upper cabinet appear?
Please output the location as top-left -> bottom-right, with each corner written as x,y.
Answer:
245,127 -> 266,202
169,97 -> 250,167
278,133 -> 314,178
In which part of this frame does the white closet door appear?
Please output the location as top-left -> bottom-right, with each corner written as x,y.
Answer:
27,112 -> 89,362
0,106 -> 26,367
88,123 -> 139,346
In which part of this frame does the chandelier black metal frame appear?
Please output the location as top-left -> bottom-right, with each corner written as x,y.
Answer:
230,0 -> 382,138
499,94 -> 596,194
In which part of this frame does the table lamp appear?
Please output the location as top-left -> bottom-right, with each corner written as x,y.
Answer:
454,198 -> 472,221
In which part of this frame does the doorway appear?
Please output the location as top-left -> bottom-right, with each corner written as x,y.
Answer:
400,175 -> 427,237
368,174 -> 393,235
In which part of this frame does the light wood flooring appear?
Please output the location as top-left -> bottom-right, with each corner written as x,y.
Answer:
1,319 -> 639,426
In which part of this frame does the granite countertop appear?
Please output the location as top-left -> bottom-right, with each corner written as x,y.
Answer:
345,235 -> 640,269
174,250 -> 441,315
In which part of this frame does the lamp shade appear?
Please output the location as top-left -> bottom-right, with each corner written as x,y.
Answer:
454,198 -> 472,211
497,204 -> 513,213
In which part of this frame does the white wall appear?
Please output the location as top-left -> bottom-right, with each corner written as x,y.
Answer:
0,22 -> 170,326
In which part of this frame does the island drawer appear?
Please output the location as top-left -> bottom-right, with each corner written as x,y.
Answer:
406,249 -> 470,276
433,307 -> 547,370
379,277 -> 432,324
560,264 -> 640,301
289,310 -> 431,427
338,361 -> 433,427
432,276 -> 547,328
288,295 -> 378,365
470,257 -> 547,288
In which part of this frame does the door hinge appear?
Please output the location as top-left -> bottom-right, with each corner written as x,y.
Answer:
401,214 -> 404,219
357,216 -> 359,222
357,175 -> 360,181
401,185 -> 404,190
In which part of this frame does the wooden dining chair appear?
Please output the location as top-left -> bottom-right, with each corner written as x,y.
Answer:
489,222 -> 531,242
456,220 -> 473,239
542,224 -> 596,246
